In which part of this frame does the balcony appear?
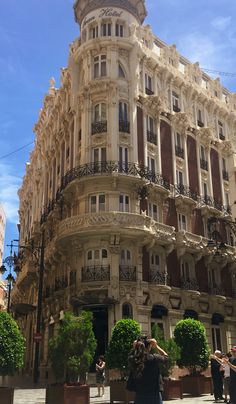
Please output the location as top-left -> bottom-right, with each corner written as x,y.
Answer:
40,161 -> 170,224
82,265 -> 110,282
222,170 -> 229,181
219,133 -> 225,141
149,270 -> 169,285
202,195 -> 223,211
119,265 -> 136,281
181,277 -> 199,291
200,159 -> 208,171
175,184 -> 199,201
147,130 -> 157,145
208,284 -> 225,297
145,87 -> 154,95
119,120 -> 130,133
175,145 -> 184,159
173,105 -> 181,113
91,120 -> 107,135
197,120 -> 204,128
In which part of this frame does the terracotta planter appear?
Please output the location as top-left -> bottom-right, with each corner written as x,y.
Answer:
46,383 -> 90,404
110,380 -> 135,404
0,387 -> 14,404
163,379 -> 183,400
181,375 -> 212,396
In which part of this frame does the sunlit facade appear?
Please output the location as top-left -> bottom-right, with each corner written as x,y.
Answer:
12,0 -> 236,380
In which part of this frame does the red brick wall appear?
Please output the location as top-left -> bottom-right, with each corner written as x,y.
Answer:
191,209 -> 205,236
137,106 -> 144,167
160,121 -> 173,184
187,136 -> 199,193
167,250 -> 180,287
210,148 -> 222,203
142,246 -> 149,282
196,258 -> 208,292
164,198 -> 178,229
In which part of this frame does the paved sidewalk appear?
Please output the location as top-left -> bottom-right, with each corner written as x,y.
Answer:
13,386 -> 216,404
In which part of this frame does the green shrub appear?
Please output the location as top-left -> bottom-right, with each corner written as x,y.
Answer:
151,323 -> 180,378
106,319 -> 141,377
173,318 -> 210,374
49,311 -> 97,382
0,311 -> 25,376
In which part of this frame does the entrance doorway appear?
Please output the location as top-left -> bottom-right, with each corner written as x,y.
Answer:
85,306 -> 108,370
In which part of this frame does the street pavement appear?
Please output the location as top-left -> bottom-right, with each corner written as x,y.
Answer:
13,386 -> 217,404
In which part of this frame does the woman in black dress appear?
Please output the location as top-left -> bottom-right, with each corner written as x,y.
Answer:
128,336 -> 168,404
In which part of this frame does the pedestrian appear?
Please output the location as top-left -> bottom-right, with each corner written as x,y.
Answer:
95,355 -> 105,397
221,353 -> 231,403
210,350 -> 224,402
223,346 -> 236,404
127,336 -> 168,404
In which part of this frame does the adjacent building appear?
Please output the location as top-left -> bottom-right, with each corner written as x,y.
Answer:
11,0 -> 236,380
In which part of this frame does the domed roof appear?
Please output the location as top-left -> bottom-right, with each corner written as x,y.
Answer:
74,0 -> 147,26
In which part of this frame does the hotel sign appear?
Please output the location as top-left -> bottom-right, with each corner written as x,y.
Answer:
82,8 -> 124,28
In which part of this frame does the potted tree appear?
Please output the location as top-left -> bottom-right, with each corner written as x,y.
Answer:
151,324 -> 182,400
0,311 -> 25,404
106,319 -> 141,404
174,318 -> 211,396
46,310 -> 97,404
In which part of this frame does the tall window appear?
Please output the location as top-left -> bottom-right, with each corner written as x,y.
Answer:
119,102 -> 128,122
90,25 -> 98,39
148,203 -> 158,221
181,261 -> 190,279
172,92 -> 180,112
148,156 -> 155,173
118,64 -> 126,78
119,147 -> 128,171
178,213 -> 187,231
90,194 -> 105,212
119,195 -> 129,212
218,121 -> 224,139
212,327 -> 222,352
150,253 -> 160,270
116,24 -> 124,37
175,133 -> 184,158
197,109 -> 204,126
94,103 -> 107,122
147,115 -> 154,133
145,73 -> 153,94
87,248 -> 108,263
120,249 -> 131,265
202,181 -> 208,200
93,147 -> 106,163
176,170 -> 184,187
94,55 -> 107,79
101,23 -> 111,36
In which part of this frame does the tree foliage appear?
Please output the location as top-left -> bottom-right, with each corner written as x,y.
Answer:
106,319 -> 141,374
151,323 -> 180,378
49,311 -> 97,382
173,318 -> 210,374
0,311 -> 25,376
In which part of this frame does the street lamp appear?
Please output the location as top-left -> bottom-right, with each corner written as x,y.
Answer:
0,240 -> 21,312
1,231 -> 45,384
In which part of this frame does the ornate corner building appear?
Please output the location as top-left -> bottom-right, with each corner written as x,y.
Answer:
12,0 -> 236,379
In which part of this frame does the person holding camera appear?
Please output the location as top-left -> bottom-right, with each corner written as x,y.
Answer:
127,336 -> 168,404
95,355 -> 105,397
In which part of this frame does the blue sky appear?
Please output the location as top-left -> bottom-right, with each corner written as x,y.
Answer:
1,0 -> 236,263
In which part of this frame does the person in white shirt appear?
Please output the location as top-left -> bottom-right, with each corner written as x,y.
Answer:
221,353 -> 231,403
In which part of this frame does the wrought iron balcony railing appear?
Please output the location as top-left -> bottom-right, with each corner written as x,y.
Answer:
175,145 -> 184,159
202,195 -> 223,211
175,184 -> 199,201
145,88 -> 154,95
82,265 -> 110,282
91,120 -> 107,135
55,277 -> 68,292
147,130 -> 157,145
208,284 -> 225,296
200,159 -> 208,171
119,120 -> 130,133
119,265 -> 136,281
181,277 -> 199,291
40,161 -> 170,224
222,170 -> 229,181
149,270 -> 169,285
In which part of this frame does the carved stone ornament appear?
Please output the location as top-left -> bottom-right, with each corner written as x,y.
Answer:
171,112 -> 191,132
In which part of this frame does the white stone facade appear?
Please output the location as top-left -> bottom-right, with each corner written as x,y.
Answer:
12,0 -> 236,380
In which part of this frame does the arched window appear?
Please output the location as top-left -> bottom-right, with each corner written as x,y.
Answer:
94,103 -> 107,122
86,248 -> 108,263
118,64 -> 126,78
122,303 -> 133,319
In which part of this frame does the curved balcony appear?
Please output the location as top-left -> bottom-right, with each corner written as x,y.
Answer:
40,161 -> 170,224
181,277 -> 199,291
149,270 -> 169,285
57,212 -> 176,243
91,120 -> 107,135
119,120 -> 130,133
201,195 -> 223,212
119,265 -> 136,281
